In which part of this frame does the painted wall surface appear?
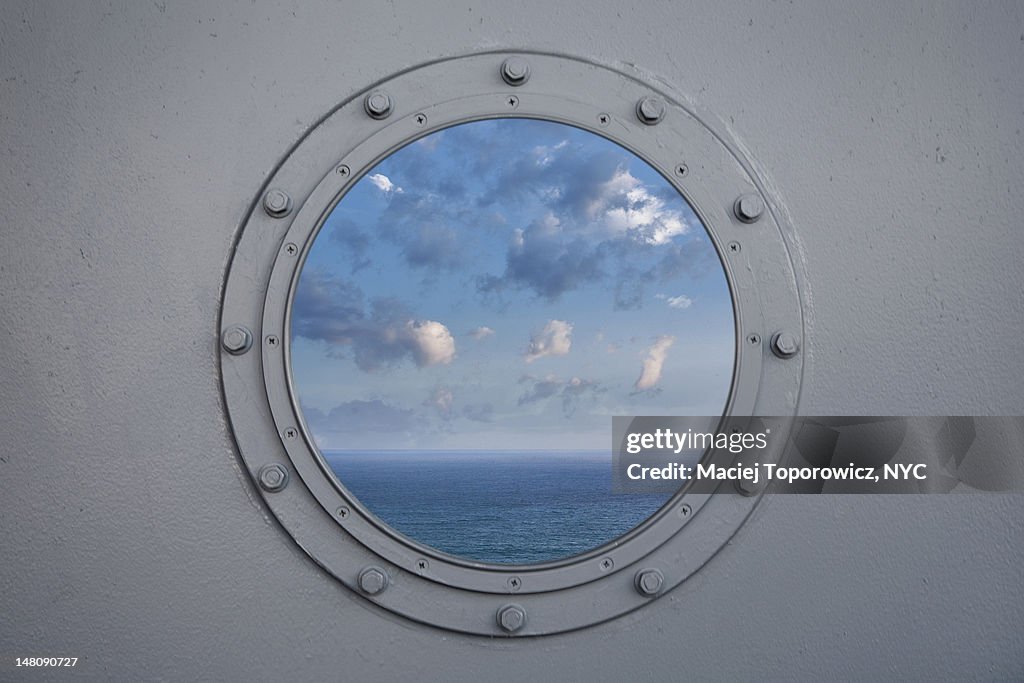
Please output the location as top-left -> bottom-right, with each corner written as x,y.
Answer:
1,1 -> 1021,680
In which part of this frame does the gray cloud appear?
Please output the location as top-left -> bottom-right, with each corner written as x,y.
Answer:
292,270 -> 455,372
517,374 -> 605,417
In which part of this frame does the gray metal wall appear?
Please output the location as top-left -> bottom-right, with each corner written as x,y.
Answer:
2,1 -> 1021,680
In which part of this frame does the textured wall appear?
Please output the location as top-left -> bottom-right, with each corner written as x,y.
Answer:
1,1 -> 1021,679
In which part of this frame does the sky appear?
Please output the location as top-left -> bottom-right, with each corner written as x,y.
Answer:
290,118 -> 735,451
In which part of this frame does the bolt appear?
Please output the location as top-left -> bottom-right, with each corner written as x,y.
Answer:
258,464 -> 289,492
262,188 -> 292,218
497,604 -> 526,633
221,325 -> 252,355
358,566 -> 389,595
734,193 -> 765,223
364,91 -> 393,120
634,568 -> 664,597
500,57 -> 531,86
771,331 -> 800,359
636,96 -> 665,125
736,476 -> 760,495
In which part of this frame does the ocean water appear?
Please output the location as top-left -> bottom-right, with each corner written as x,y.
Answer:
324,450 -> 673,565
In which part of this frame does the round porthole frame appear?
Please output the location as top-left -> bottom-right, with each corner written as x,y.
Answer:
220,51 -> 805,636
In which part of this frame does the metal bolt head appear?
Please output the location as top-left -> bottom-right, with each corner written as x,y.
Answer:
636,96 -> 665,125
734,193 -> 765,223
364,91 -> 393,119
221,325 -> 252,355
358,566 -> 389,595
262,188 -> 292,218
771,331 -> 800,359
500,57 -> 531,86
258,464 -> 289,492
497,604 -> 526,633
634,568 -> 664,597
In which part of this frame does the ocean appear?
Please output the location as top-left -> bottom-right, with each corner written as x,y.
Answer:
323,450 -> 672,565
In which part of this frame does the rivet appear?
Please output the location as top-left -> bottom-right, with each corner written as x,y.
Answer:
221,325 -> 252,355
262,188 -> 292,218
497,604 -> 527,633
770,331 -> 800,359
358,566 -> 389,595
364,91 -> 393,120
734,193 -> 765,223
258,464 -> 289,493
500,57 -> 531,86
634,568 -> 664,597
636,96 -> 665,125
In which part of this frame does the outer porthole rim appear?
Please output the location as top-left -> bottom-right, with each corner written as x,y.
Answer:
221,51 -> 804,635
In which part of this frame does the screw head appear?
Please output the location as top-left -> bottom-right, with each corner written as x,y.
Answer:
221,325 -> 252,355
771,331 -> 800,359
634,568 -> 665,597
358,566 -> 389,595
364,91 -> 393,119
734,193 -> 765,223
636,96 -> 665,125
497,604 -> 526,633
500,57 -> 531,86
262,188 -> 292,218
258,464 -> 289,492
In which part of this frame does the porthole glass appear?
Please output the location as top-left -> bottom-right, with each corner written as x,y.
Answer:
290,118 -> 735,564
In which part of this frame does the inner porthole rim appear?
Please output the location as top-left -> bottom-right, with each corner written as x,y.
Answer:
268,100 -> 762,587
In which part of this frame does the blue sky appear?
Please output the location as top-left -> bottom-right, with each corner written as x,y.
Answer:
291,118 -> 735,450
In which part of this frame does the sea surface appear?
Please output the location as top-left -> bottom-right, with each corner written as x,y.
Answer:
323,450 -> 672,565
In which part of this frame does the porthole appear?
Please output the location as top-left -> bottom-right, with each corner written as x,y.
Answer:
221,52 -> 804,635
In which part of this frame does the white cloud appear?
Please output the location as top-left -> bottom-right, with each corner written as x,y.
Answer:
404,320 -> 455,366
468,326 -> 495,340
587,168 -> 689,245
634,335 -> 675,391
657,293 -> 693,309
368,173 -> 402,194
525,319 -> 573,363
